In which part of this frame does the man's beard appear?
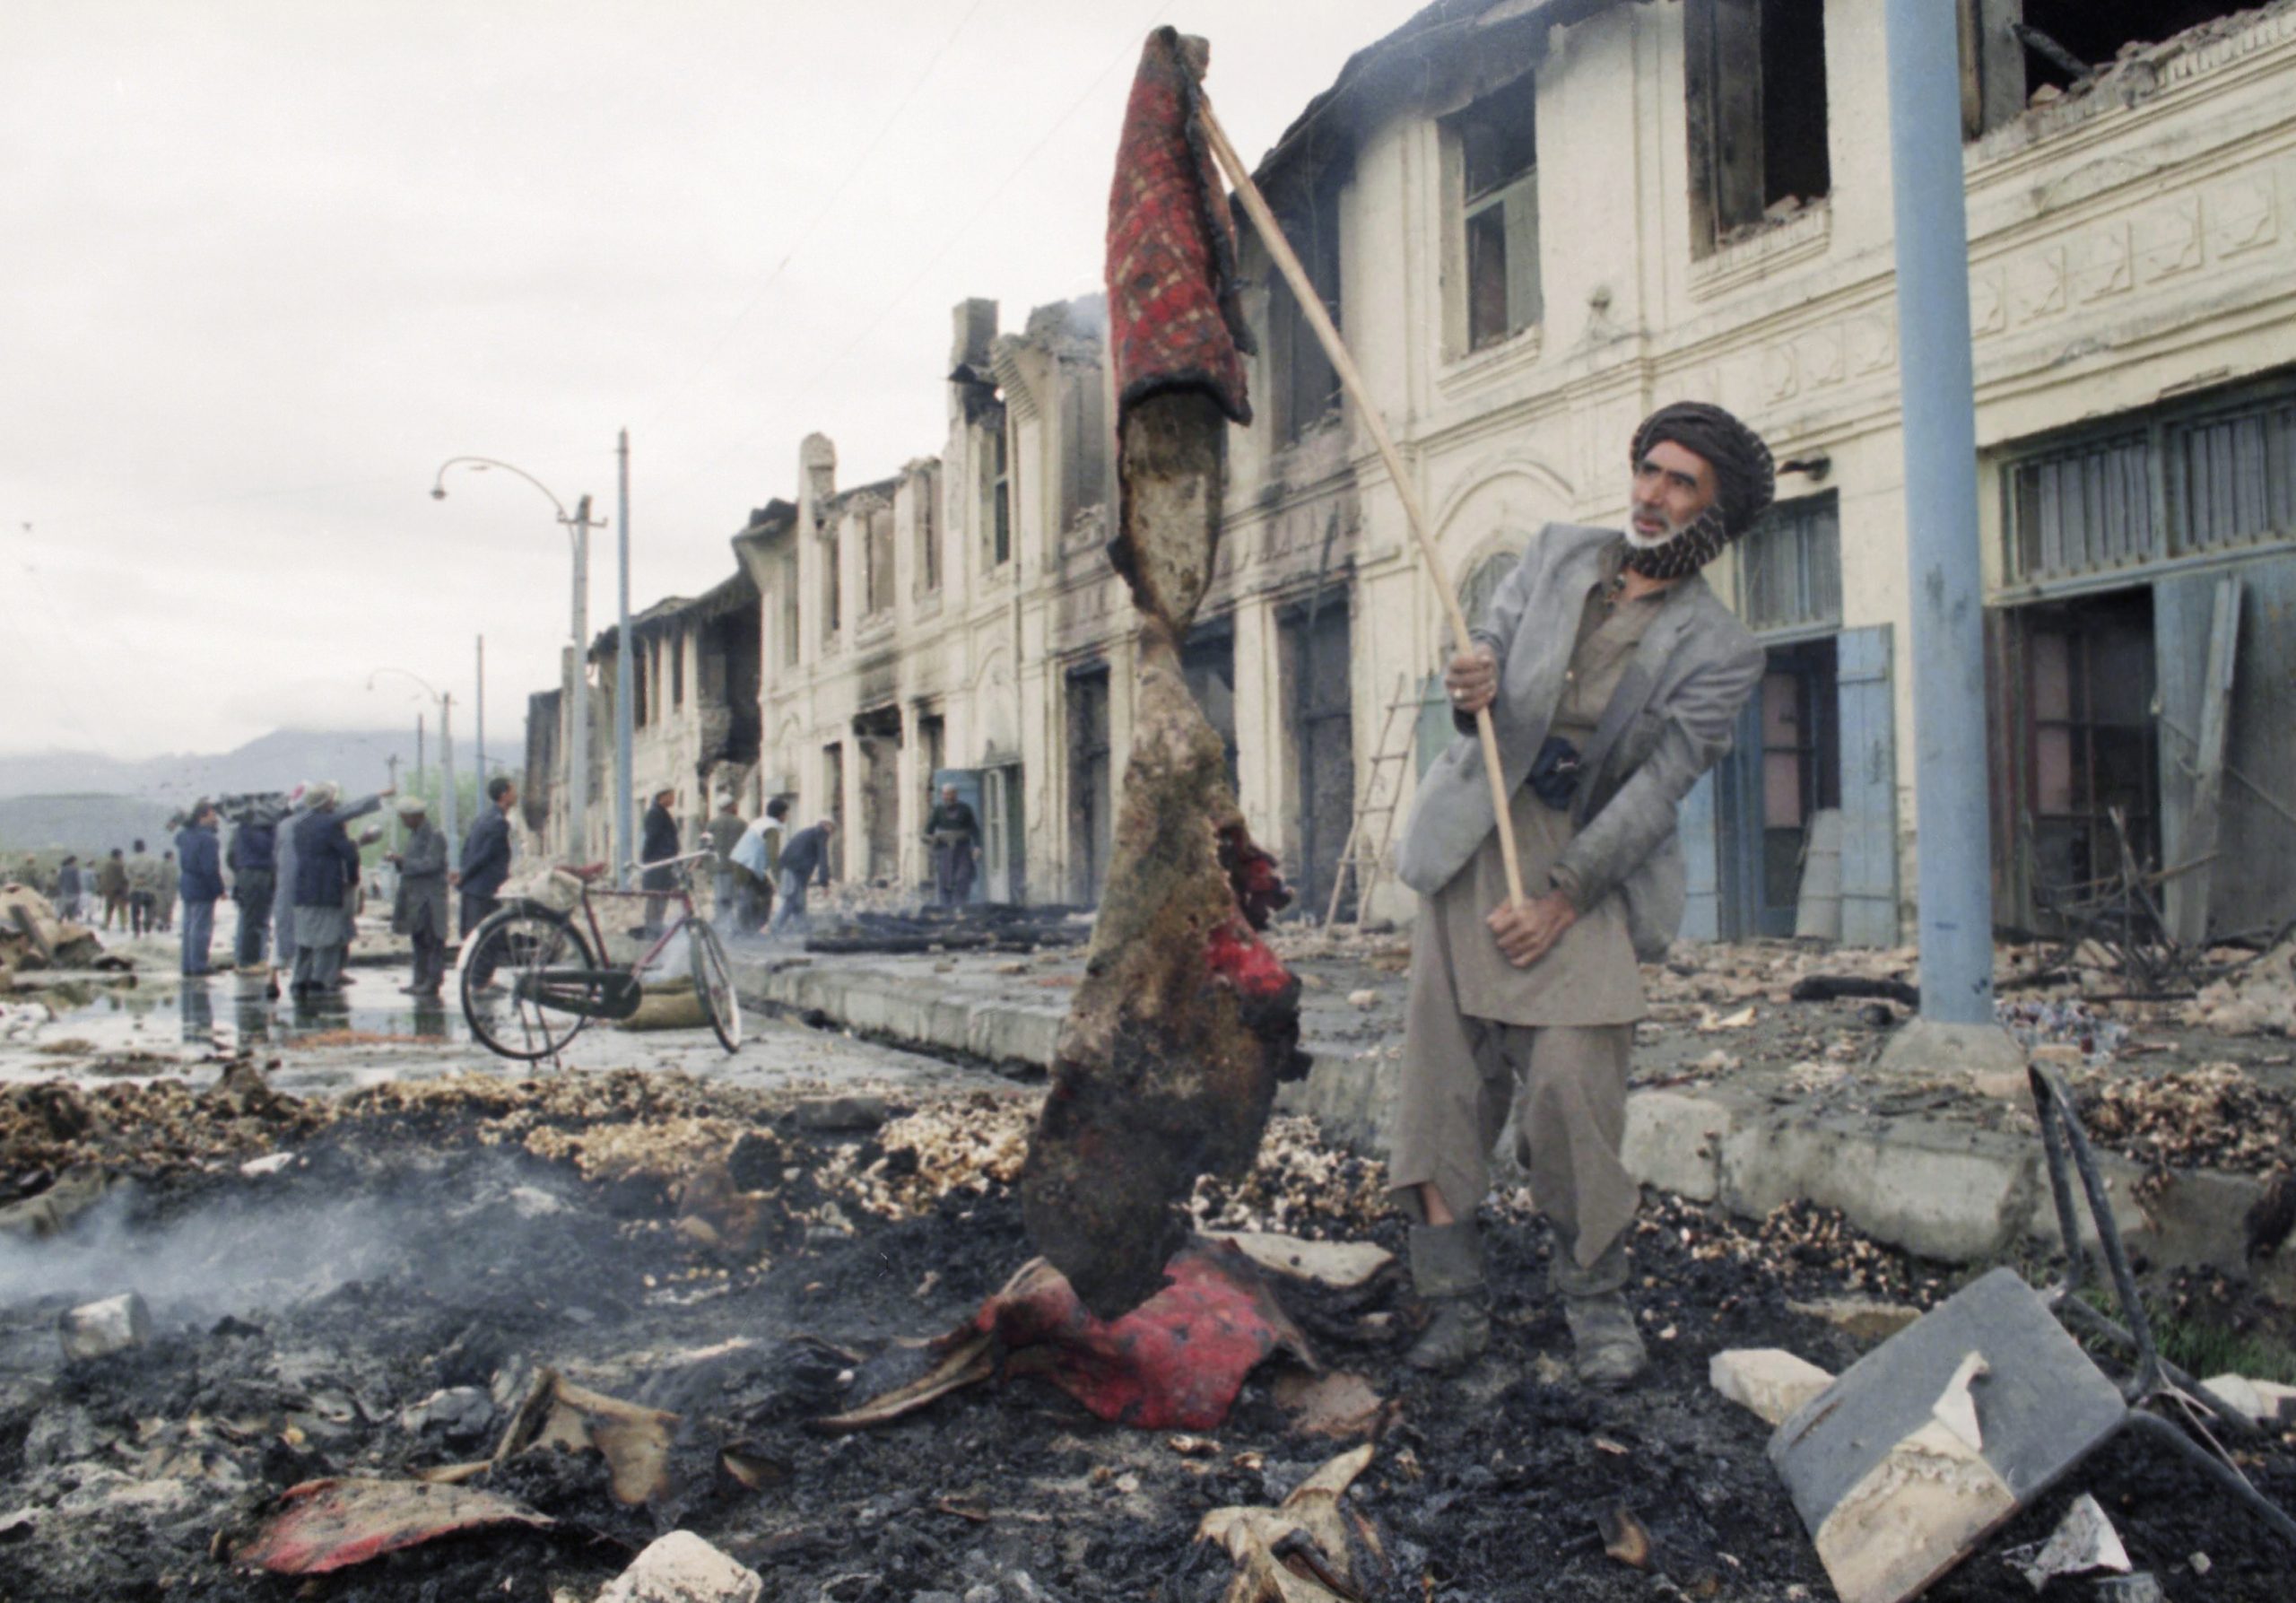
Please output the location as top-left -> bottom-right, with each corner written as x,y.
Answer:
1624,506 -> 1683,550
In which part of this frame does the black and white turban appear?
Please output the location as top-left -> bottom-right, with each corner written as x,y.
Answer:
1625,402 -> 1778,579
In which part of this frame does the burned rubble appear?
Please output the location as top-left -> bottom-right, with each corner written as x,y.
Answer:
0,1059 -> 2292,1601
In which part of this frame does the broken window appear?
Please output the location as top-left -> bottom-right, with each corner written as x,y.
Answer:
865,503 -> 896,616
1684,0 -> 1831,254
1737,492 -> 1842,633
1059,362 -> 1109,532
2017,591 -> 2159,897
1266,162 -> 1344,445
983,411 -> 1013,569
1448,73 -> 1541,351
2013,2 -> 2255,98
917,467 -> 942,594
779,547 -> 801,668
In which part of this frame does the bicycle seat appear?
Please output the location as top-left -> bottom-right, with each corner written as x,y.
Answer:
565,862 -> 611,882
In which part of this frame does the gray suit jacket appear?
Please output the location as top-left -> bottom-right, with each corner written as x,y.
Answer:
1396,522 -> 1763,959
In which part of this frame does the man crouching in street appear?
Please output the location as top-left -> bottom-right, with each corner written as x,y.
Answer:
1391,402 -> 1772,1387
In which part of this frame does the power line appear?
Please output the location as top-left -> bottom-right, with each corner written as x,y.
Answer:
638,0 -> 996,435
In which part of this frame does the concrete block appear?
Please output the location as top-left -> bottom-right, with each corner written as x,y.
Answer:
58,1293 -> 151,1362
1709,1347 -> 1834,1426
1719,1115 -> 2031,1261
1622,1090 -> 1732,1202
597,1531 -> 761,1603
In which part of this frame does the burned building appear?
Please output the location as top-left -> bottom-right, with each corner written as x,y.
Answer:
1228,0 -> 2296,945
527,0 -> 2296,943
527,573 -> 761,864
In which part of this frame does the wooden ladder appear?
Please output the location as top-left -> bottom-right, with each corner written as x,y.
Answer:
1324,674 -> 1422,929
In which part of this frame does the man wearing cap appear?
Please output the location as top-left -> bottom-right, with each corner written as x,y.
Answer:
1391,402 -> 1772,1388
228,799 -> 282,974
274,781 -> 391,985
386,796 -> 450,998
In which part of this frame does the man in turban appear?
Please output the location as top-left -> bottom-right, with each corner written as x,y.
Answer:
1388,402 -> 1773,1387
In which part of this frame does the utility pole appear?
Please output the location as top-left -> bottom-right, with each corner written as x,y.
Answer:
440,693 -> 460,874
616,429 -> 635,887
570,494 -> 594,865
474,634 -> 486,788
416,713 -> 426,790
1879,0 -> 2019,1074
387,754 -> 401,853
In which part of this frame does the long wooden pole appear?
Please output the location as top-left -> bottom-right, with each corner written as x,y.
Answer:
1196,98 -> 1527,909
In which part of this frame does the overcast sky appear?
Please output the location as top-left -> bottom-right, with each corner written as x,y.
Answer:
3,0 -> 1421,762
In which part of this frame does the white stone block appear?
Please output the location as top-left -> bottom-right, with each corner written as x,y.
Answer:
1709,1347 -> 1834,1426
57,1293 -> 151,1362
598,1532 -> 762,1603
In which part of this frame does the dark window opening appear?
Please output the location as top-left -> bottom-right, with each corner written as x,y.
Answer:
917,471 -> 942,594
1450,74 -> 1541,351
670,633 -> 684,710
1282,596 -> 1354,919
918,712 -> 946,832
854,707 -> 902,883
632,643 -> 649,730
1267,163 -> 1346,444
1179,622 -> 1240,792
985,413 -> 1013,568
2016,2 -> 2252,95
821,528 -> 841,641
2016,589 -> 2160,909
822,742 -> 844,882
1066,666 -> 1112,905
1685,0 -> 1831,254
865,504 -> 896,616
1059,363 -> 1109,534
712,610 -> 761,766
779,548 -> 801,667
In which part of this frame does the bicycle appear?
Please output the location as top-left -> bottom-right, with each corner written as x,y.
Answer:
458,849 -> 741,1061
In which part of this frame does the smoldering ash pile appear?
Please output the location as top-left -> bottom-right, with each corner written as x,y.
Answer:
1019,28 -> 1309,1322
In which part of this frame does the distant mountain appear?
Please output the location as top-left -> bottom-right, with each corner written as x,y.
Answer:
0,794 -> 180,854
0,727 -> 496,807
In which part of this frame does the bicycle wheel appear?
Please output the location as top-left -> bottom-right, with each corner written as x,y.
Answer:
689,920 -> 742,1053
460,905 -> 597,1061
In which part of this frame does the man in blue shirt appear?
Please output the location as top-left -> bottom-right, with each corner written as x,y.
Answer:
454,776 -> 518,986
174,803 -> 225,977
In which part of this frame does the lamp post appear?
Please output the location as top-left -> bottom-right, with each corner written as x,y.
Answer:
430,457 -> 608,865
368,667 -> 457,872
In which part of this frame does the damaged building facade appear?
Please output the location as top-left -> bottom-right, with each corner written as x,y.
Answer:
1228,0 -> 2296,942
526,574 -> 762,863
525,0 -> 2296,942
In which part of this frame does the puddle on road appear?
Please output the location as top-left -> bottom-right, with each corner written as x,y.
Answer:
5,970 -> 471,1067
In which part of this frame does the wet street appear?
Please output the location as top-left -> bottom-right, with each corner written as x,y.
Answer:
0,905 -> 988,1103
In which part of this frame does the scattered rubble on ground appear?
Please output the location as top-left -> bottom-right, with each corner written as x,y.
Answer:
2077,1062 -> 2296,1178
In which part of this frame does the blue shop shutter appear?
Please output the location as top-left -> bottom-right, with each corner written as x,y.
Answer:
1836,625 -> 1900,946
1679,768 -> 1720,942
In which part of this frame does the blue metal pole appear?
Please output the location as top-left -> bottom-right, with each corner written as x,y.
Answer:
1885,0 -> 1994,1025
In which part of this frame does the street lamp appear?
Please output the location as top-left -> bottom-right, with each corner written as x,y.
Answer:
429,456 -> 613,869
367,666 -> 457,872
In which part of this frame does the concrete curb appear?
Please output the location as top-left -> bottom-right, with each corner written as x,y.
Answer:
733,954 -> 2294,1297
